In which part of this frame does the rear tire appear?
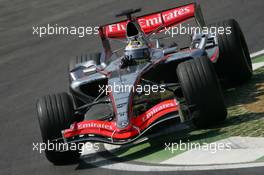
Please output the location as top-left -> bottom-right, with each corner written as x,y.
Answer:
36,92 -> 80,165
177,56 -> 227,128
212,19 -> 252,85
69,52 -> 101,71
69,53 -> 101,107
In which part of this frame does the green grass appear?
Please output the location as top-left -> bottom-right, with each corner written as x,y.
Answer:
252,55 -> 264,64
256,155 -> 264,162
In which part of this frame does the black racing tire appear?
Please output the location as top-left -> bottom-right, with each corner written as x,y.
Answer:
212,19 -> 252,85
69,52 -> 101,71
177,56 -> 227,128
36,92 -> 80,165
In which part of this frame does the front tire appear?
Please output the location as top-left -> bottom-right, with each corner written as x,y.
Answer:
177,56 -> 227,128
36,92 -> 80,165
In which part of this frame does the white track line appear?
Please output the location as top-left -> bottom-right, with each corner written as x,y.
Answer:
253,62 -> 264,71
251,49 -> 264,58
83,158 -> 264,172
252,49 -> 264,70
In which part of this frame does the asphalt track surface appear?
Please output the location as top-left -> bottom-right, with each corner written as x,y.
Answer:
1,0 -> 264,175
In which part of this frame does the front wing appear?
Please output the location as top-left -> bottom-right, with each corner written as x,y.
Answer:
62,99 -> 180,145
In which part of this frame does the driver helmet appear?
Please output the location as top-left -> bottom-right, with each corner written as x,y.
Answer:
124,37 -> 150,61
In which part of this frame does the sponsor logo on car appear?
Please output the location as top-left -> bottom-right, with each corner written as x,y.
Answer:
105,4 -> 195,38
71,122 -> 113,130
142,100 -> 177,121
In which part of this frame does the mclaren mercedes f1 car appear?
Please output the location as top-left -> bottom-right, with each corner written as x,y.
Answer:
36,1 -> 252,164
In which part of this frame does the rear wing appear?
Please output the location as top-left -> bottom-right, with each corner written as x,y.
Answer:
98,1 -> 206,58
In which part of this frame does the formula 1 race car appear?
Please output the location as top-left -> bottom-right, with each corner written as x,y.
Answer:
36,1 -> 252,164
